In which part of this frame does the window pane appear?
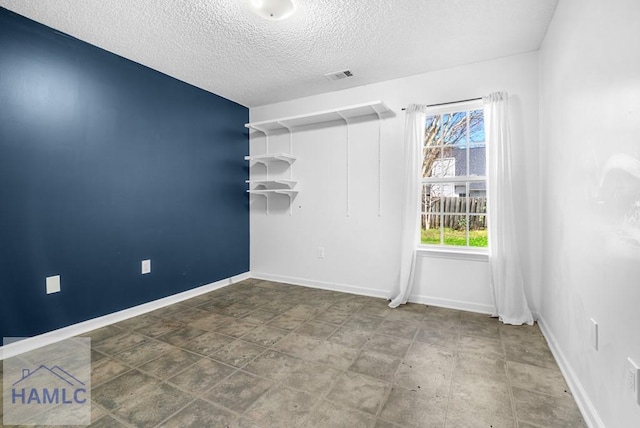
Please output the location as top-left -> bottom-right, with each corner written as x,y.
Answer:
469,146 -> 486,177
421,214 -> 441,245
469,215 -> 488,247
468,182 -> 487,201
442,215 -> 468,246
441,112 -> 467,145
440,194 -> 468,215
424,115 -> 442,147
469,109 -> 485,143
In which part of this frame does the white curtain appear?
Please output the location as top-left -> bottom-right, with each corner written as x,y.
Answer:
484,92 -> 534,325
389,105 -> 427,308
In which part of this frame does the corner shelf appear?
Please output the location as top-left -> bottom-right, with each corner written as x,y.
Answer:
244,153 -> 296,165
245,100 -> 391,134
246,179 -> 297,189
246,189 -> 298,196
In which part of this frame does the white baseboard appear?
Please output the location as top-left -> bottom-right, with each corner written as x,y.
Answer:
250,272 -> 391,300
0,272 -> 251,360
408,294 -> 495,314
536,315 -> 605,428
251,272 -> 495,315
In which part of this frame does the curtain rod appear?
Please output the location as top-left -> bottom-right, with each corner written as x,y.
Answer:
401,97 -> 482,111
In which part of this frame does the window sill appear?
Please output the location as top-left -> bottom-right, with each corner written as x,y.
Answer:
416,246 -> 489,262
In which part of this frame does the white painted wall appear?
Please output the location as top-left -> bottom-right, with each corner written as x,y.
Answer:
538,0 -> 640,426
250,52 -> 540,314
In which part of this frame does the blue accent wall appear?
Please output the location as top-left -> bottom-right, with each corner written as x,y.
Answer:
0,8 -> 249,339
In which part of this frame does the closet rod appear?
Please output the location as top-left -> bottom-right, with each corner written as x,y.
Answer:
401,97 -> 482,111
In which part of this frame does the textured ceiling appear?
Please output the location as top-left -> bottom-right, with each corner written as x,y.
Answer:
0,0 -> 558,107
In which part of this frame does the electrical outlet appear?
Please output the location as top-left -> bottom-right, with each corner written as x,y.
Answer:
627,358 -> 640,405
141,259 -> 151,274
590,318 -> 598,350
46,275 -> 61,294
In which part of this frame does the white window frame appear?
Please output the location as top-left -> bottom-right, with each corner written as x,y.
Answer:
418,99 -> 488,259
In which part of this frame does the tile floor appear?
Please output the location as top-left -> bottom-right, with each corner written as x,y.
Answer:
4,279 -> 586,427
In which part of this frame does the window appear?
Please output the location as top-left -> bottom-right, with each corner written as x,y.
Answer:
420,101 -> 487,249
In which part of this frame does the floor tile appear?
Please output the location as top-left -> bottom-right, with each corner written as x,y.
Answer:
314,308 -> 353,325
380,385 -> 447,427
156,325 -> 207,347
310,341 -> 360,369
210,340 -> 267,368
181,331 -> 235,356
326,371 -> 389,415
242,308 -> 280,324
343,314 -> 384,331
459,310 -> 497,325
203,371 -> 274,413
453,353 -> 508,383
282,361 -> 342,395
93,331 -> 149,355
89,414 -> 129,427
418,317 -> 460,333
112,382 -> 192,427
385,305 -> 428,323
246,385 -> 316,427
114,339 -> 174,367
457,335 -> 505,360
164,306 -> 211,324
219,302 -> 259,318
295,320 -> 337,339
139,348 -> 201,379
167,357 -> 235,394
91,357 -> 130,387
327,327 -> 371,349
266,313 -> 306,331
92,369 -> 161,411
414,327 -> 459,349
132,318 -> 185,338
159,399 -> 236,428
364,333 -> 412,358
243,350 -> 302,381
507,361 -> 571,397
404,340 -> 455,366
504,340 -> 558,370
272,332 -> 323,359
147,302 -> 190,320
282,304 -> 326,320
512,387 -> 586,428
240,325 -> 289,347
85,325 -> 127,343
447,376 -> 514,427
300,400 -> 375,428
395,346 -> 454,392
376,319 -> 418,340
188,312 -> 235,332
459,320 -> 501,340
349,349 -> 402,382
213,318 -> 259,338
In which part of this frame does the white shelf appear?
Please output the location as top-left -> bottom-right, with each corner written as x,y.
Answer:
246,180 -> 297,189
245,100 -> 391,134
246,189 -> 298,196
244,153 -> 296,165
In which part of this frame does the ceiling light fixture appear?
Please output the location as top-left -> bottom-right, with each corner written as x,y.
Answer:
250,0 -> 296,20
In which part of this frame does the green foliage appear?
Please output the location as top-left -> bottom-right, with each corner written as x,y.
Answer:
421,228 -> 488,247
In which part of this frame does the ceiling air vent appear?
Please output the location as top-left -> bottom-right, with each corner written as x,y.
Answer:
324,70 -> 354,82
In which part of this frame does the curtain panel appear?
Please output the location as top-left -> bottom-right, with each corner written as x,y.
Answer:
484,92 -> 534,325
